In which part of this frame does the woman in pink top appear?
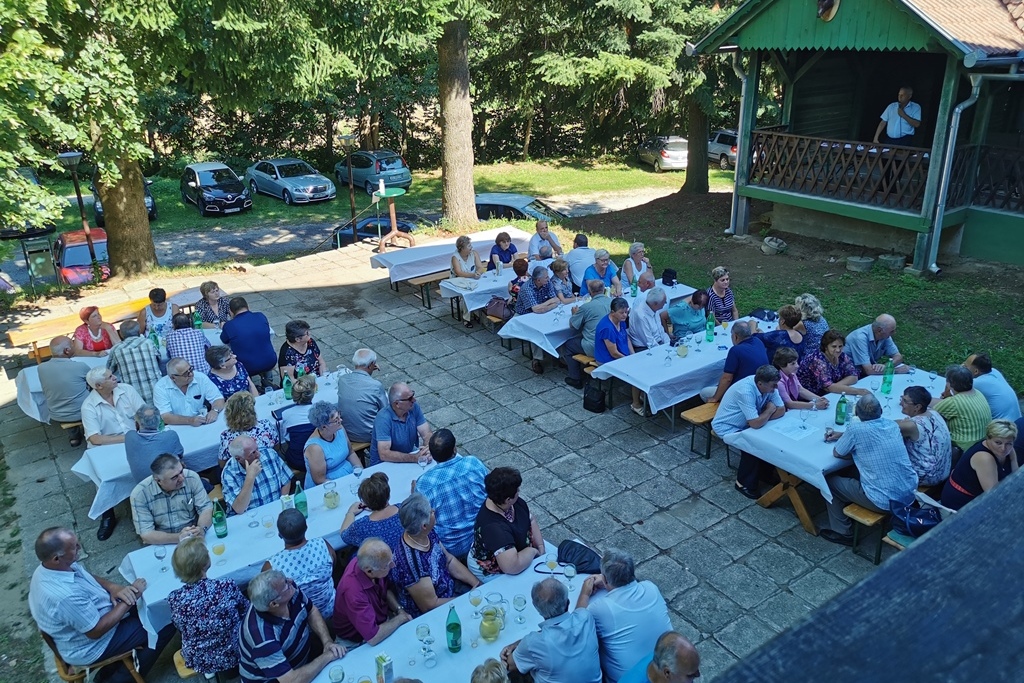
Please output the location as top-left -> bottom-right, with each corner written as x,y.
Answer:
72,306 -> 121,357
772,347 -> 829,410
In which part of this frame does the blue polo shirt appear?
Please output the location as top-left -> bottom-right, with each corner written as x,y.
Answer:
369,402 -> 427,466
723,336 -> 769,381
221,310 -> 277,374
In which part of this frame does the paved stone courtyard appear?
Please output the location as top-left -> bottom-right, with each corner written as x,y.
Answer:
0,238 -> 896,682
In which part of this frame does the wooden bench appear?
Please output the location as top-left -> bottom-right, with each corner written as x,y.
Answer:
883,529 -> 916,552
843,503 -> 887,565
351,441 -> 371,467
41,630 -> 145,683
406,271 -> 449,309
680,403 -> 721,460
173,649 -> 199,679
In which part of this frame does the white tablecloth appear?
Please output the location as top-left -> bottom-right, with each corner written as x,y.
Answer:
723,371 -> 946,502
370,227 -> 530,283
591,318 -> 775,414
438,260 -> 553,313
70,375 -> 346,519
119,462 -> 430,646
498,282 -> 696,358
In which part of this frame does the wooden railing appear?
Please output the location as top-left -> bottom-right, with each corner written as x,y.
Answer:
748,130 -> 931,211
969,145 -> 1024,213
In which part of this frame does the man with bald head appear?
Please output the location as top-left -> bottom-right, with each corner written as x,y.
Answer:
965,352 -> 1021,421
369,382 -> 432,465
37,336 -> 90,446
619,631 -> 701,683
332,539 -> 411,645
845,314 -> 908,377
152,357 -> 225,426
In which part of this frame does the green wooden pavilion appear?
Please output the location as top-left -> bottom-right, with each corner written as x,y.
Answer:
691,0 -> 1024,270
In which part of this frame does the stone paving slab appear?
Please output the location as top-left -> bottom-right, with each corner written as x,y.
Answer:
0,238 -> 902,682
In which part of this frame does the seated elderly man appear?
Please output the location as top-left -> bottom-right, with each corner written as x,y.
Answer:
414,428 -> 488,563
822,394 -> 918,545
82,368 -> 144,448
166,313 -> 212,375
576,548 -> 672,683
702,322 -> 769,403
628,286 -> 670,352
222,435 -> 293,514
711,365 -> 786,500
153,358 -> 226,426
619,631 -> 701,683
106,320 -> 161,403
582,249 -> 622,296
560,279 -> 611,388
239,569 -> 344,683
515,265 -> 561,374
529,219 -> 563,260
264,509 -> 337,620
369,382 -> 433,466
564,233 -> 596,290
220,297 -> 278,390
37,336 -> 90,447
965,352 -> 1021,421
933,364 -> 993,455
845,314 -> 909,377
332,539 -> 412,645
29,527 -> 173,682
129,454 -> 213,545
336,348 -> 389,443
125,404 -> 184,484
500,577 -> 601,683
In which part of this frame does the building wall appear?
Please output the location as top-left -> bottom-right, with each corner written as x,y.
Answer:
960,207 -> 1024,265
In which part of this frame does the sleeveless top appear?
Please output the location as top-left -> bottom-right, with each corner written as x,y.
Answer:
145,305 -> 174,338
450,251 -> 476,278
268,540 -> 336,619
303,431 -> 354,489
74,324 -> 114,352
941,440 -> 1013,510
625,258 -> 648,281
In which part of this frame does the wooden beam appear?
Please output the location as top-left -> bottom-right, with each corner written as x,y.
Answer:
767,49 -> 794,85
738,185 -> 932,231
792,50 -> 826,85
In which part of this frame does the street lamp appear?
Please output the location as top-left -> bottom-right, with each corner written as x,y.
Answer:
56,151 -> 98,263
336,133 -> 359,244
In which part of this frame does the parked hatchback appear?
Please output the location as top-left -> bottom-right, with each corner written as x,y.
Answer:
244,158 -> 336,204
637,136 -> 688,172
54,228 -> 110,285
708,129 -> 738,169
90,174 -> 157,227
179,162 -> 252,216
333,150 -> 412,195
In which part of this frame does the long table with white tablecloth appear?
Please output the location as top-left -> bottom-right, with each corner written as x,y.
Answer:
438,259 -> 553,314
370,227 -> 530,284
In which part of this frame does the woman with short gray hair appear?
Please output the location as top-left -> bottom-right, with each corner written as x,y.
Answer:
582,248 -> 622,296
206,345 -> 259,399
621,241 -> 651,285
302,401 -> 361,488
392,492 -> 482,617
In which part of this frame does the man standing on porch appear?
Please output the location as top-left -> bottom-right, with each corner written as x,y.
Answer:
873,86 -> 921,145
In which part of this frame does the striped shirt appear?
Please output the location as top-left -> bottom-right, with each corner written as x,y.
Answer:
705,286 -> 735,322
239,589 -> 313,683
130,470 -> 212,536
106,336 -> 162,403
934,390 -> 993,451
415,454 -> 489,558
29,563 -> 117,666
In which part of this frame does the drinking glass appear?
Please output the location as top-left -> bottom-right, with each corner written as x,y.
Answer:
247,509 -> 259,528
513,594 -> 527,624
262,515 -> 274,538
870,379 -> 881,392
664,347 -> 673,366
153,545 -> 168,572
329,666 -> 345,682
563,563 -> 577,590
212,542 -> 226,566
352,467 -> 363,479
798,409 -> 810,430
695,336 -> 703,352
544,553 -> 558,572
416,624 -> 434,661
469,589 -> 483,618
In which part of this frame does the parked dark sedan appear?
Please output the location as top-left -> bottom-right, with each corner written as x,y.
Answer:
180,162 -> 253,216
91,174 -> 157,227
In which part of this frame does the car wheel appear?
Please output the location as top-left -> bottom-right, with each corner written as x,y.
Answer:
654,160 -> 663,173
149,209 -> 158,222
95,215 -> 105,228
249,179 -> 259,196
720,155 -> 730,171
283,190 -> 293,205
365,181 -> 374,196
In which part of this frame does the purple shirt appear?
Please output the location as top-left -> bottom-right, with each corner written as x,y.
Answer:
332,557 -> 390,642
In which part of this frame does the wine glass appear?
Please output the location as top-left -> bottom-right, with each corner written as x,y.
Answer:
417,453 -> 429,470
513,594 -> 527,624
352,466 -> 364,480
153,545 -> 168,572
544,553 -> 558,572
262,515 -> 274,538
416,624 -> 434,662
798,408 -> 810,430
212,542 -> 226,566
469,589 -> 483,619
563,563 -> 577,590
664,346 -> 673,366
695,336 -> 703,353
870,379 -> 881,392
247,509 -> 259,528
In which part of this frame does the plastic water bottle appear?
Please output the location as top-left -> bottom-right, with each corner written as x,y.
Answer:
881,358 -> 894,395
835,393 -> 848,426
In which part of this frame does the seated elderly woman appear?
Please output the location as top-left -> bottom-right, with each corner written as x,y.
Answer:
195,280 -> 231,327
793,293 -> 830,354
549,258 -> 575,304
705,266 -> 739,323
218,391 -> 279,464
797,329 -> 871,398
451,235 -> 485,327
753,305 -> 805,361
278,319 -> 324,379
137,287 -> 179,337
772,347 -> 829,411
73,306 -> 121,357
206,345 -> 259,398
895,385 -> 952,487
303,401 -> 360,488
340,472 -> 404,549
392,492 -> 482,616
469,467 -> 545,581
667,289 -> 710,338
263,509 -> 336,619
168,536 -> 250,678
472,659 -> 510,683
276,374 -> 318,472
621,241 -> 651,285
488,231 -> 519,271
941,419 -> 1018,511
582,249 -> 622,296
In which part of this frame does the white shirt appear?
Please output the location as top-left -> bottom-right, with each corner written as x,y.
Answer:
513,609 -> 602,683
588,581 -> 673,683
152,372 -> 222,417
627,299 -> 669,349
81,384 -> 144,446
880,101 -> 921,139
529,232 -> 563,259
565,247 -> 596,287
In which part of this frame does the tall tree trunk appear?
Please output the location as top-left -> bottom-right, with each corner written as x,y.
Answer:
475,110 -> 488,164
100,158 -> 159,276
522,109 -> 533,161
325,111 -> 335,159
437,19 -> 477,226
541,101 -> 551,157
681,98 -> 709,194
369,111 -> 380,150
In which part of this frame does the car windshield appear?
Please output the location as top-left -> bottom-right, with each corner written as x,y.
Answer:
62,242 -> 108,267
665,141 -> 688,151
277,162 -> 316,178
526,200 -> 567,220
378,156 -> 406,171
197,168 -> 239,186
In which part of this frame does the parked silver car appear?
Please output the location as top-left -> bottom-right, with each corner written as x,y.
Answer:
708,129 -> 738,170
333,150 -> 412,195
244,158 -> 336,205
637,136 -> 688,172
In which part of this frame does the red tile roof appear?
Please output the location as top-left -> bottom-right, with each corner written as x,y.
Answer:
907,0 -> 1024,55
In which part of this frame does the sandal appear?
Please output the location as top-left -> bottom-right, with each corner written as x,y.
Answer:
464,319 -> 474,328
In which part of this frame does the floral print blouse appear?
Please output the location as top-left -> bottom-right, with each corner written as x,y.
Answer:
168,577 -> 249,674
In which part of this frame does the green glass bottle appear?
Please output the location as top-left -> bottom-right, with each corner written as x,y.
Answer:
212,499 -> 228,539
705,310 -> 715,343
630,276 -> 638,298
192,310 -> 202,329
296,366 -> 305,378
149,328 -> 160,350
835,392 -> 848,426
446,604 -> 462,653
293,482 -> 308,518
881,358 -> 895,395
282,375 -> 293,400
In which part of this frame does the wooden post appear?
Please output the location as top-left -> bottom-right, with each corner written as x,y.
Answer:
731,50 -> 761,236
